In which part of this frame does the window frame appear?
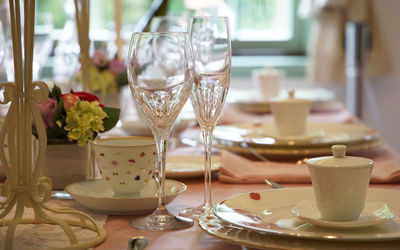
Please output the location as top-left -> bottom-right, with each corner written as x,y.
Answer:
230,0 -> 309,56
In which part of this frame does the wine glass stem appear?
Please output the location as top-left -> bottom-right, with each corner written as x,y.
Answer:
201,125 -> 214,207
154,133 -> 168,210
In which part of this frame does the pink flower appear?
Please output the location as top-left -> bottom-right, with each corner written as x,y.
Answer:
108,58 -> 126,75
37,98 -> 58,129
93,50 -> 107,68
62,94 -> 80,111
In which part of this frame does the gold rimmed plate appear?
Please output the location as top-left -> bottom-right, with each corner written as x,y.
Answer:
166,155 -> 220,178
213,187 -> 400,241
227,88 -> 338,114
212,122 -> 383,159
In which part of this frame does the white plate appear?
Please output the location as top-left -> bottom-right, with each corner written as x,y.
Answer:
212,123 -> 383,159
214,187 -> 400,241
65,179 -> 186,215
166,155 -> 220,178
121,117 -> 197,137
198,215 -> 400,250
227,88 -> 337,113
120,120 -> 153,137
292,200 -> 395,230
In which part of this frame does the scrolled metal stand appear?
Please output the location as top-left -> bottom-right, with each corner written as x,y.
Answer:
0,1 -> 106,249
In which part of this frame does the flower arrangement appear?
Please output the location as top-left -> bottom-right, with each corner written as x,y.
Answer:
35,85 -> 120,146
78,49 -> 128,93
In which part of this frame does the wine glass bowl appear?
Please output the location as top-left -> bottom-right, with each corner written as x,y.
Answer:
180,16 -> 231,217
127,32 -> 194,231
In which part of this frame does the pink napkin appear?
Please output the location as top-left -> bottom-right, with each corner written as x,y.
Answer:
219,106 -> 355,125
218,148 -> 400,184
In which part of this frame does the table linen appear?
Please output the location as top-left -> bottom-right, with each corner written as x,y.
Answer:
218,147 -> 400,184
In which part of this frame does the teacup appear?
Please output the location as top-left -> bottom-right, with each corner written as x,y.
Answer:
252,67 -> 283,100
306,145 -> 373,221
270,89 -> 311,136
91,137 -> 156,195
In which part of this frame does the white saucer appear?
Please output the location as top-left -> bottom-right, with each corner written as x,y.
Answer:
65,179 -> 186,215
292,200 -> 396,230
120,119 -> 152,136
166,155 -> 220,178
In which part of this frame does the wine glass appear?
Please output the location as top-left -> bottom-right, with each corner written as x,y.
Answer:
127,32 -> 194,231
180,16 -> 231,217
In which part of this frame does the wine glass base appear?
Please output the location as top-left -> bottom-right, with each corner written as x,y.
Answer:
179,203 -> 214,219
130,210 -> 193,231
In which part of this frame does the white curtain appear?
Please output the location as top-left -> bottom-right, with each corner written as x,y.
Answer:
299,0 -> 391,84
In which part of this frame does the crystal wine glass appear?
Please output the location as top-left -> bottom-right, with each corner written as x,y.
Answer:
127,32 -> 194,231
180,16 -> 231,217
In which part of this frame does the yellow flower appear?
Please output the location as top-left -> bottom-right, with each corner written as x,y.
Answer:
77,67 -> 118,93
64,101 -> 108,146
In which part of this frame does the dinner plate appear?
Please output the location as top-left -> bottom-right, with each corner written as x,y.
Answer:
166,155 -> 220,178
65,179 -> 186,215
212,122 -> 383,159
214,187 -> 400,241
121,116 -> 196,137
120,119 -> 153,136
292,200 -> 396,230
227,88 -> 338,113
198,215 -> 400,250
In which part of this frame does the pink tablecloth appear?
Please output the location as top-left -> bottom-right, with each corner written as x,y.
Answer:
94,106 -> 400,249
96,180 -> 400,250
218,147 -> 400,184
219,106 -> 356,125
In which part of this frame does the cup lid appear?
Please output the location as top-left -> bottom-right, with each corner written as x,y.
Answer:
306,145 -> 373,169
270,89 -> 311,104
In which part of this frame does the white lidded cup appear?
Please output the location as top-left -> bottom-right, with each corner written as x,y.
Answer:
252,67 -> 283,100
306,145 -> 373,221
270,89 -> 311,136
91,137 -> 156,196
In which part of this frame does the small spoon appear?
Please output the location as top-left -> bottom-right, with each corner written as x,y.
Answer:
264,179 -> 284,189
51,191 -> 72,200
128,236 -> 149,250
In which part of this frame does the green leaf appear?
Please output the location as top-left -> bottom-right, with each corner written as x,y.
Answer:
102,107 -> 120,132
116,71 -> 128,89
52,99 -> 65,127
50,84 -> 62,102
46,100 -> 67,140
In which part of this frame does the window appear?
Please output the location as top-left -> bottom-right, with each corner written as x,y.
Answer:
34,0 -> 308,77
226,0 -> 309,56
37,0 -> 307,52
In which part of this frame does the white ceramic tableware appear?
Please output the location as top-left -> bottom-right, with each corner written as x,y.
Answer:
306,145 -> 373,221
270,89 -> 311,136
292,200 -> 395,229
210,122 -> 383,159
65,179 -> 186,215
91,137 -> 156,195
166,155 -> 220,178
213,187 -> 400,241
251,67 -> 283,100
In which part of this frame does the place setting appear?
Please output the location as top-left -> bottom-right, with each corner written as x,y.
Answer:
200,145 -> 400,249
226,67 -> 340,114
65,137 -> 187,215
212,89 -> 384,160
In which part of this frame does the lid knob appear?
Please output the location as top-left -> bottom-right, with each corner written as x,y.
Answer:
288,89 -> 295,99
332,145 -> 347,158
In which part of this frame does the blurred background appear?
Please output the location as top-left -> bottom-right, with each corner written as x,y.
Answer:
0,0 -> 399,153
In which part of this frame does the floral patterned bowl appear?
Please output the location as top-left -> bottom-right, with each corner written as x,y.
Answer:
92,137 -> 156,195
